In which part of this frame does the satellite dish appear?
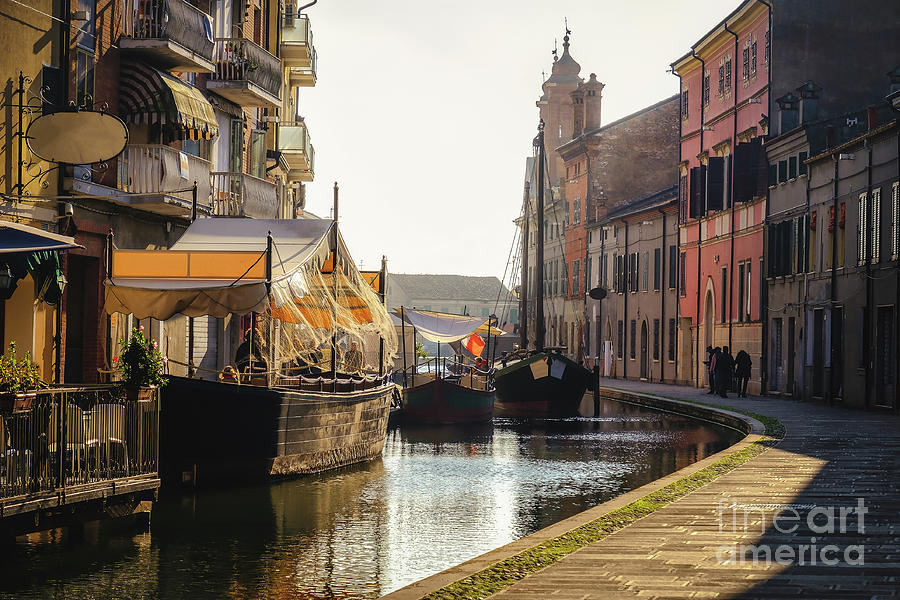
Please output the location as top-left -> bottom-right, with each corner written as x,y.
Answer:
589,287 -> 607,300
26,110 -> 128,165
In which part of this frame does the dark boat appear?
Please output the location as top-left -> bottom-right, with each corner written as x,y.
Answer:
493,122 -> 592,417
401,375 -> 494,425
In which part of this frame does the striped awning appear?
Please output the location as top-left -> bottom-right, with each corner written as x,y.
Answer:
120,63 -> 219,140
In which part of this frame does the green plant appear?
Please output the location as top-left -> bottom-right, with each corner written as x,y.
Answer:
0,341 -> 46,393
115,326 -> 167,389
415,341 -> 428,360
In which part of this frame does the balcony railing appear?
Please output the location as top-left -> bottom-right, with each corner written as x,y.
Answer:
211,172 -> 279,218
209,38 -> 282,106
278,122 -> 315,182
281,13 -> 316,71
121,0 -> 215,71
0,386 -> 159,501
117,144 -> 212,215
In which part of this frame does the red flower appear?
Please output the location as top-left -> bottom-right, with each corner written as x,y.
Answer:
113,355 -> 119,362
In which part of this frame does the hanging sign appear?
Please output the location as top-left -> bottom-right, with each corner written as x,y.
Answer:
26,110 -> 128,164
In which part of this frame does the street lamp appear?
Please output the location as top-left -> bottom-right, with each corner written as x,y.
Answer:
0,264 -> 17,300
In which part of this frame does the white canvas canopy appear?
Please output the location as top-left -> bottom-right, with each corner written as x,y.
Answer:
398,308 -> 495,344
104,218 -> 336,320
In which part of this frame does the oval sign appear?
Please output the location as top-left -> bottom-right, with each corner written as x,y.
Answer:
588,287 -> 608,300
26,111 -> 128,164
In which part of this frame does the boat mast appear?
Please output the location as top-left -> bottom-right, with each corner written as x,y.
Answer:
331,182 -> 339,385
520,178 -> 529,349
534,121 -> 546,352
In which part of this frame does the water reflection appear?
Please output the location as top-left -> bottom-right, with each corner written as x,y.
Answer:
0,397 -> 742,600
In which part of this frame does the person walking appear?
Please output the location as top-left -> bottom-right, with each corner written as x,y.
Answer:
735,349 -> 752,397
716,346 -> 734,398
704,346 -> 716,394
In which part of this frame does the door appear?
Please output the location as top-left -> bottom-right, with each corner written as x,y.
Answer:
812,310 -> 824,397
875,306 -> 894,408
787,317 -> 796,395
640,321 -> 649,380
771,318 -> 783,391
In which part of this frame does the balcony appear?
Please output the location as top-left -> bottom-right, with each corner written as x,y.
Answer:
281,14 -> 317,86
120,0 -> 215,73
278,122 -> 315,182
211,172 -> 279,218
208,38 -> 282,108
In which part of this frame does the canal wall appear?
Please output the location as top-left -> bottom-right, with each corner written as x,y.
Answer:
381,389 -> 765,600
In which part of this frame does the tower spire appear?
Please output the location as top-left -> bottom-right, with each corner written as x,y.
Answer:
552,38 -> 558,62
563,18 -> 571,52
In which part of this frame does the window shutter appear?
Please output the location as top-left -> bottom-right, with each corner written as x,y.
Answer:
654,248 -> 661,291
858,192 -> 868,265
706,156 -> 725,211
892,183 -> 900,260
872,188 -> 881,263
689,165 -> 707,217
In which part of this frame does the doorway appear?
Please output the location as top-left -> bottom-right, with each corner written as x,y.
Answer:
640,321 -> 649,380
812,310 -> 824,398
787,317 -> 796,396
875,306 -> 894,408
703,290 -> 714,386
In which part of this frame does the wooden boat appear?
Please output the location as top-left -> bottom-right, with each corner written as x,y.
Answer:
493,122 -> 592,417
105,188 -> 399,488
395,308 -> 502,425
401,373 -> 494,425
160,374 -> 394,485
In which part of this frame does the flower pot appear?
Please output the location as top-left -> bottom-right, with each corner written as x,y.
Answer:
0,392 -> 36,414
126,386 -> 157,403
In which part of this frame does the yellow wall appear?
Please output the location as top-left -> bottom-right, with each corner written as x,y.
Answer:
3,275 -> 57,382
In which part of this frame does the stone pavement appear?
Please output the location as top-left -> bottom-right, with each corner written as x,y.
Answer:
487,379 -> 900,599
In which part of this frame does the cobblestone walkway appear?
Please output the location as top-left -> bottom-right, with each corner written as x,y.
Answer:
488,380 -> 900,599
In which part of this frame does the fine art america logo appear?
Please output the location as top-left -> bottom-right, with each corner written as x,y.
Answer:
716,497 -> 867,566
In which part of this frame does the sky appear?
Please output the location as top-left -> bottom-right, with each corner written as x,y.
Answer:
300,0 -> 731,281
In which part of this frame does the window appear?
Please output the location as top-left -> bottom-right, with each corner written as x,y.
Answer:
611,253 -> 618,292
872,188 -> 881,264
668,245 -> 677,289
725,58 -> 732,92
565,202 -> 570,226
703,71 -> 710,106
75,50 -> 95,108
721,267 -> 728,323
681,90 -> 689,118
76,0 -> 96,51
641,252 -> 649,292
573,198 -> 581,224
809,210 -> 817,272
668,318 -> 676,361
653,319 -> 660,361
745,261 -> 751,321
765,29 -> 770,65
561,261 -> 568,295
679,252 -> 687,296
630,320 -> 636,359
799,151 -> 808,176
789,156 -> 797,180
778,160 -> 788,183
838,202 -> 846,268
249,130 -> 266,179
572,260 -> 580,296
742,47 -> 750,81
892,182 -> 900,260
738,262 -> 746,323
750,39 -> 757,76
653,248 -> 661,291
602,253 -> 609,289
858,192 -> 868,265
617,320 -> 623,358
718,64 -> 725,95
229,119 -> 243,173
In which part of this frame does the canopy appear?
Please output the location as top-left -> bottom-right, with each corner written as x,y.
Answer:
0,220 -> 81,254
104,218 -> 335,319
396,307 -> 504,344
120,62 -> 219,140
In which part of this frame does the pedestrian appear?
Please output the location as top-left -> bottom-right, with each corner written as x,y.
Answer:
735,349 -> 752,397
705,346 -> 717,394
716,346 -> 734,398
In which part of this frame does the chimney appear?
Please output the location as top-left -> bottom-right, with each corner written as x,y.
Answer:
796,81 -> 821,124
583,73 -> 604,131
776,92 -> 800,134
867,105 -> 879,130
570,85 -> 585,137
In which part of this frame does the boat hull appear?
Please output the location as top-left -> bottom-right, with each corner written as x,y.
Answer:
401,377 -> 494,425
493,352 -> 590,417
160,376 -> 394,487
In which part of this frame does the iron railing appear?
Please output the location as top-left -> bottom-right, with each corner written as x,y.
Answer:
211,37 -> 282,100
0,386 -> 159,500
211,171 -> 279,218
123,0 -> 214,61
117,144 -> 213,209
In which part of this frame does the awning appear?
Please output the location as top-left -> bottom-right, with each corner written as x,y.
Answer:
0,220 -> 81,254
395,308 -> 504,344
120,62 -> 219,140
104,217 -> 335,320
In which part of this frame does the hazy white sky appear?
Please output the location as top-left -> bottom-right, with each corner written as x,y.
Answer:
301,1 -> 730,280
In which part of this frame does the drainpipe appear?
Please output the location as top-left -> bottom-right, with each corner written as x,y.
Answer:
670,69 -> 683,384
691,49 -> 706,388
828,154 -> 838,404
724,24 -> 739,351
659,207 -> 667,382
758,0 -> 772,395
583,151 -> 592,363
864,139 -> 873,409
622,217 -> 629,380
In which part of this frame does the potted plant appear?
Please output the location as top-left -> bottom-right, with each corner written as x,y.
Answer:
0,341 -> 46,413
115,325 -> 167,401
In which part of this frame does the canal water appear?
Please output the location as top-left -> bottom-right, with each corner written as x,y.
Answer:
0,397 -> 742,599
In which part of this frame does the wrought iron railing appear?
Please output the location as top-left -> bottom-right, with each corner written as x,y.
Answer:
211,171 -> 279,218
0,385 -> 159,500
211,38 -> 282,100
123,0 -> 214,61
117,144 -> 212,209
